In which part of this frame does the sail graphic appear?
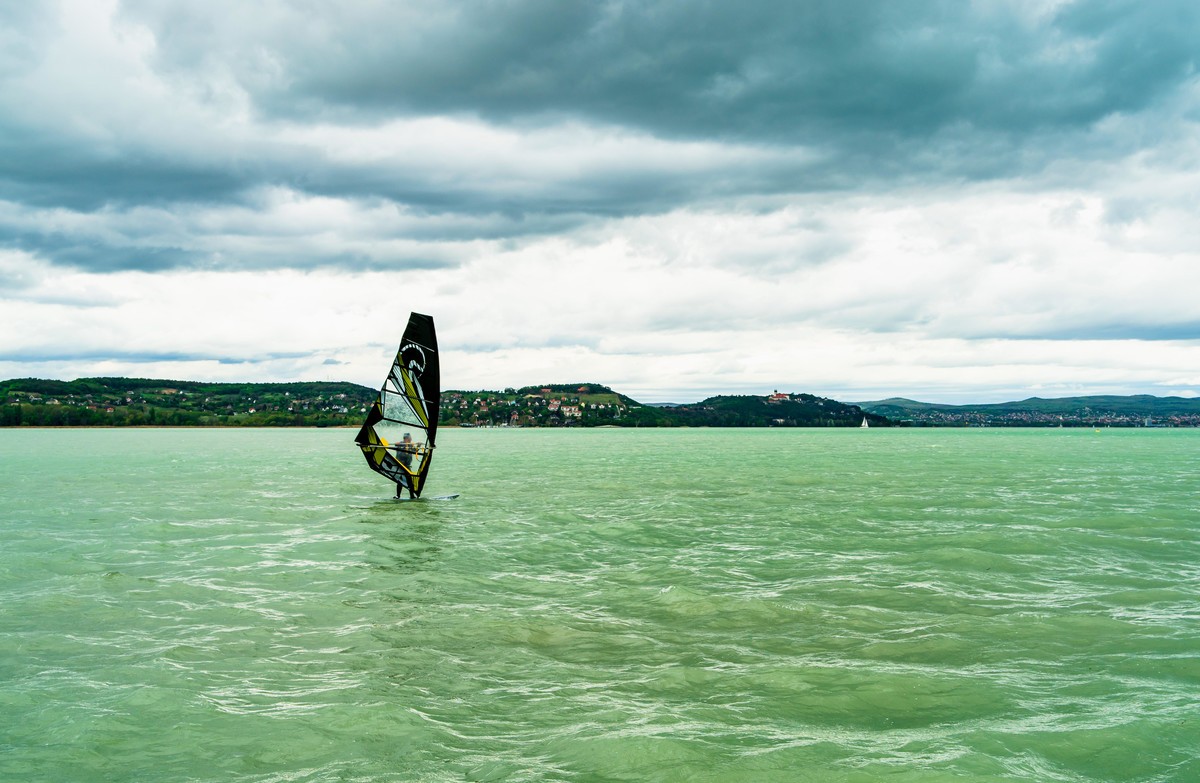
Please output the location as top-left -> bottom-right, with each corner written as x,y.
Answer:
355,313 -> 440,497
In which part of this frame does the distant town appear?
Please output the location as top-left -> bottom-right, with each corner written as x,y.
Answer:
0,378 -> 875,428
2,377 -> 1198,427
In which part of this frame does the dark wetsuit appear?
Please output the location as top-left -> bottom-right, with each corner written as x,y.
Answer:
396,440 -> 417,498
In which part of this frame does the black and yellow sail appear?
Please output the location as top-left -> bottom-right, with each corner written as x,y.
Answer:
355,313 -> 440,497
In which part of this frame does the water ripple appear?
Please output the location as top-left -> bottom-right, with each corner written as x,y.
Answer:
1,428 -> 1198,781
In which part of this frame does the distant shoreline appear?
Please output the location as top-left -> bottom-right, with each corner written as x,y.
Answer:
4,376 -> 1200,428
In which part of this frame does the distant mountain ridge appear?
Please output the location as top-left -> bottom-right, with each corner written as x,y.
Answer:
857,395 -> 1200,426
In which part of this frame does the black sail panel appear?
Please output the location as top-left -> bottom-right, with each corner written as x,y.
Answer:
354,313 -> 440,496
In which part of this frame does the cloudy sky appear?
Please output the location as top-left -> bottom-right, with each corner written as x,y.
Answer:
2,0 -> 1198,403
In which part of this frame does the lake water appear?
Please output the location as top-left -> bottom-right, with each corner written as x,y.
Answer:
1,427 -> 1197,782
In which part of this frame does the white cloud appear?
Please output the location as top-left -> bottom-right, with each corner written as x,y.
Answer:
5,177 -> 1200,403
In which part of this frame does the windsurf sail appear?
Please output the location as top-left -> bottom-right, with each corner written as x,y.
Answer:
355,313 -> 440,497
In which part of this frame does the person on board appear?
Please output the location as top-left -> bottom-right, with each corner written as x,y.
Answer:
395,432 -> 419,499
397,432 -> 417,468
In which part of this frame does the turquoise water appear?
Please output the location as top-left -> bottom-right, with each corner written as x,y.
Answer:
1,427 -> 1198,782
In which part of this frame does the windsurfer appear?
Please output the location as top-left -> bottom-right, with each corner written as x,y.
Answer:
398,432 -> 417,467
355,311 -> 439,499
396,433 -> 418,499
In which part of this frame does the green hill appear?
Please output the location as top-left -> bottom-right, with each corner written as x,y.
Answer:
634,393 -> 885,428
0,377 -> 375,427
442,386 -> 883,427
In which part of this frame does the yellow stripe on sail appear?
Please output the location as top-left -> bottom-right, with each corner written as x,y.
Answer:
399,367 -> 429,429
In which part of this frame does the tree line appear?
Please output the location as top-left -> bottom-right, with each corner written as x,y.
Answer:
2,377 -> 887,428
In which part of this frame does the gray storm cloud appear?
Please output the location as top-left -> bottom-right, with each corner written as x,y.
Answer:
2,0 -> 1194,265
